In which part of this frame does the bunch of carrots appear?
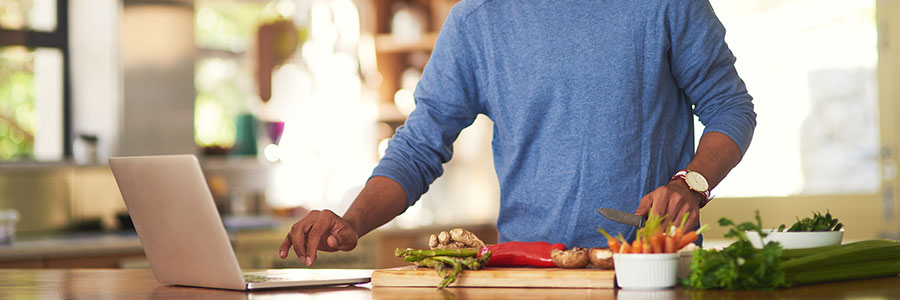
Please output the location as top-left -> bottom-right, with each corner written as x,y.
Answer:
598,212 -> 709,254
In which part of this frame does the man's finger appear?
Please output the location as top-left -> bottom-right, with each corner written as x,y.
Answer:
330,227 -> 358,251
664,195 -> 682,228
291,221 -> 313,264
305,216 -> 331,266
650,190 -> 669,218
674,202 -> 691,229
687,209 -> 701,229
635,194 -> 652,215
326,235 -> 340,250
279,234 -> 292,259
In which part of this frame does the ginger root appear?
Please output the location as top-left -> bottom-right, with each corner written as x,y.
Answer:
438,231 -> 451,244
449,228 -> 487,248
429,234 -> 439,248
428,228 -> 486,249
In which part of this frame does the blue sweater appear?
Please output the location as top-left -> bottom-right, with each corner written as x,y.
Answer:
372,0 -> 756,247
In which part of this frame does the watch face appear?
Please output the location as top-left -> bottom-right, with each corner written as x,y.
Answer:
684,171 -> 709,192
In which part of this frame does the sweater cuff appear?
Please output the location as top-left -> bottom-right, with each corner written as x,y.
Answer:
371,158 -> 421,208
702,124 -> 753,156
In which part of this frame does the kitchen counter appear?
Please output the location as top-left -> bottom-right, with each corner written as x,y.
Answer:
0,233 -> 143,261
0,222 -> 495,269
0,233 -> 146,268
1,269 -> 899,299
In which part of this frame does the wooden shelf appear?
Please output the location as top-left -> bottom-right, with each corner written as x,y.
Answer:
374,32 -> 439,53
365,0 -> 457,138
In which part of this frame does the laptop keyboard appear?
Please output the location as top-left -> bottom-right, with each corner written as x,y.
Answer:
243,274 -> 288,283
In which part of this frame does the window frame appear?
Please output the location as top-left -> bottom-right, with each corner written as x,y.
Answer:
0,0 -> 71,159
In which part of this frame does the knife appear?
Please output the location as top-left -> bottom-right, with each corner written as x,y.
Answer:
597,208 -> 647,228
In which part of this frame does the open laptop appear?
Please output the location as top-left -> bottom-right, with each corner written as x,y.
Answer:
109,154 -> 372,290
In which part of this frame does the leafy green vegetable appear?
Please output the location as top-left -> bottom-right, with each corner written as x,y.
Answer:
778,211 -> 842,232
685,211 -> 900,291
685,211 -> 789,290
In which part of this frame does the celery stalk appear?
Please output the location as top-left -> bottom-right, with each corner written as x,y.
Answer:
787,259 -> 900,285
781,240 -> 900,272
780,240 -> 891,260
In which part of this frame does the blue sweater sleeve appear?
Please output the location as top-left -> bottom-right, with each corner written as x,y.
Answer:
667,0 -> 757,154
371,6 -> 482,208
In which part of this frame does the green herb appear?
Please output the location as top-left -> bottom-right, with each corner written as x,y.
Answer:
685,211 -> 788,290
685,211 -> 900,290
777,211 -> 842,232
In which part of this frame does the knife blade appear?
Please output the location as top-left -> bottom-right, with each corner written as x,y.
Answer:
597,208 -> 647,228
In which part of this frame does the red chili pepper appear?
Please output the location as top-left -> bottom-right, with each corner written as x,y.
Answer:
477,241 -> 567,267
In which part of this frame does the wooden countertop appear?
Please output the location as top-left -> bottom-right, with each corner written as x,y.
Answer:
2,269 -> 900,299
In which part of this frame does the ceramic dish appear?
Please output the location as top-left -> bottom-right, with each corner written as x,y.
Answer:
745,229 -> 843,249
613,253 -> 678,289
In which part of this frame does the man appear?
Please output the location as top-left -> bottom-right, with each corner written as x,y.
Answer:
280,0 -> 755,266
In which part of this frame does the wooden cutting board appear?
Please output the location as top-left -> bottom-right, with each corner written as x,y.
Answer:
372,266 -> 615,288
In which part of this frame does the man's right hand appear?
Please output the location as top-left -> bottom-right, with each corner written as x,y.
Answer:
279,209 -> 358,266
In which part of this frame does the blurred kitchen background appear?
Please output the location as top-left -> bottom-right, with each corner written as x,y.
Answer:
0,0 -> 896,270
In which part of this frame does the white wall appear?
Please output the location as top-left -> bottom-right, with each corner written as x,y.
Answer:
70,0 -> 122,162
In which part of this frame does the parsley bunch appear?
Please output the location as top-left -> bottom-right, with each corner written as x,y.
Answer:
777,211 -> 842,232
685,211 -> 788,290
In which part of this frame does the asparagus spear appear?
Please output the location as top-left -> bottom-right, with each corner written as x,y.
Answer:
395,248 -> 492,289
395,248 -> 481,260
429,256 -> 465,288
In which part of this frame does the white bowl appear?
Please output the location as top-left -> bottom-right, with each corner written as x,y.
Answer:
613,253 -> 678,289
745,229 -> 843,249
676,251 -> 693,280
616,289 -> 676,300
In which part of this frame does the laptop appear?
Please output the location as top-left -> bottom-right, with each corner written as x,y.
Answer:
109,154 -> 372,290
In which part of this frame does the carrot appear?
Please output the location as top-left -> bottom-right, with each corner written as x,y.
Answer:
664,234 -> 676,253
617,233 -> 630,253
678,224 -> 710,250
608,239 -> 620,253
619,241 -> 632,253
633,211 -> 665,254
640,225 -> 652,253
597,227 -> 620,253
650,229 -> 664,253
632,237 -> 643,254
679,231 -> 699,250
672,212 -> 691,250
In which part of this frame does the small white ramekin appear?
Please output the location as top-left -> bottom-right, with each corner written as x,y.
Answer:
613,253 -> 678,289
677,251 -> 693,280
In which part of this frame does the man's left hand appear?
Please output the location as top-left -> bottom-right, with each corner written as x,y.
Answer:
635,180 -> 701,230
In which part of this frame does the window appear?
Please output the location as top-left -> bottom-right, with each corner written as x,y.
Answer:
706,0 -> 879,197
0,0 -> 57,32
194,0 -> 276,152
0,0 -> 68,161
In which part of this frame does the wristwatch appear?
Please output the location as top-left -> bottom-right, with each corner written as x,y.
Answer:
671,169 -> 714,208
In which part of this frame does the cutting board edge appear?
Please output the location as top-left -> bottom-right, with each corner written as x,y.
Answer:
371,267 -> 616,289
